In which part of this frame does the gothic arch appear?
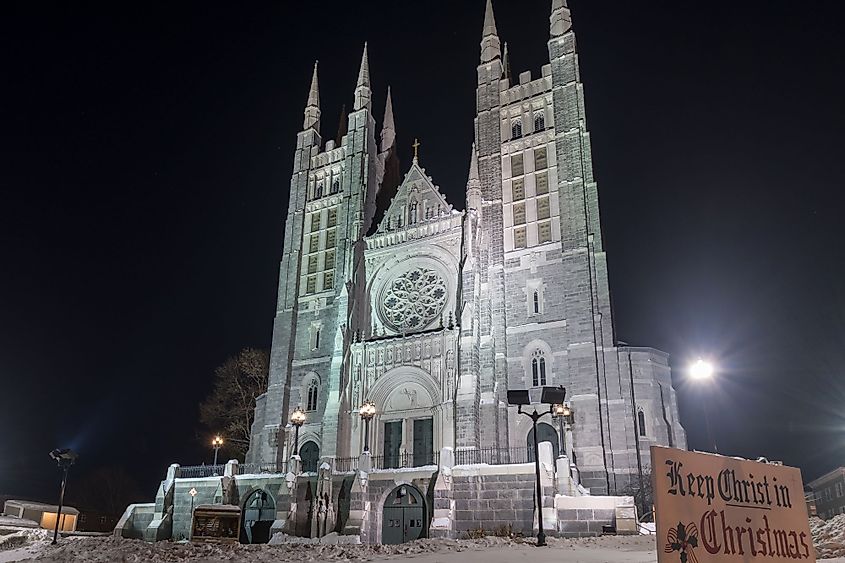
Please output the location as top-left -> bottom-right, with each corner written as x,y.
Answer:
521,339 -> 554,387
368,366 -> 440,410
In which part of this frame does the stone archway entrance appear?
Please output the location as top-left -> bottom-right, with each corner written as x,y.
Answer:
300,441 -> 319,473
381,484 -> 426,544
527,422 -> 559,461
241,489 -> 275,544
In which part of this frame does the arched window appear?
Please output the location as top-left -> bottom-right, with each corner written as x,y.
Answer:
315,182 -> 323,199
306,381 -> 319,411
409,202 -> 418,224
534,112 -> 545,133
531,349 -> 547,386
331,179 -> 339,194
533,291 -> 540,314
511,120 -> 523,139
637,409 -> 647,437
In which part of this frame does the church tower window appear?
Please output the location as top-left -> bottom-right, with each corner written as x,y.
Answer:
326,229 -> 336,248
534,112 -> 545,133
306,380 -> 319,411
513,203 -> 526,225
511,120 -> 522,139
315,182 -> 323,199
538,221 -> 552,244
324,250 -> 335,270
310,213 -> 322,232
410,202 -> 418,224
511,153 -> 524,176
306,275 -> 317,294
514,227 -> 526,249
531,349 -> 547,386
309,235 -> 319,254
535,172 -> 549,195
323,271 -> 334,290
537,197 -> 550,220
327,208 -> 338,227
512,178 -> 525,200
534,147 -> 548,170
307,255 -> 319,274
331,179 -> 339,194
637,409 -> 647,437
533,291 -> 540,314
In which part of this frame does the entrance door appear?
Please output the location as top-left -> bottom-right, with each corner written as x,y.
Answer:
300,441 -> 319,473
241,489 -> 275,544
412,418 -> 433,466
527,422 -> 559,461
383,421 -> 402,468
381,485 -> 426,544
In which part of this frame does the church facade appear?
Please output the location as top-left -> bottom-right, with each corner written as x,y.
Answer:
247,0 -> 686,496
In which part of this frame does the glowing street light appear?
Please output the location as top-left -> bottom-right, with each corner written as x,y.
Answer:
359,400 -> 377,454
290,407 -> 307,456
689,358 -> 714,380
211,436 -> 223,466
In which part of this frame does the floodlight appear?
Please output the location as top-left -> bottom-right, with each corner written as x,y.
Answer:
507,390 -> 530,405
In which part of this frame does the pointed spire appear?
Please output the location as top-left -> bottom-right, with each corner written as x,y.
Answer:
335,104 -> 348,146
550,0 -> 572,38
466,143 -> 481,211
381,87 -> 396,153
480,0 -> 501,63
353,43 -> 371,111
503,42 -> 512,82
303,61 -> 321,131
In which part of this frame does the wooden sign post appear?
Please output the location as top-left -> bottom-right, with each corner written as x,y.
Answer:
651,446 -> 815,562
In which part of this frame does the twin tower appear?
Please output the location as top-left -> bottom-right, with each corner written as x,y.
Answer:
247,0 -> 686,495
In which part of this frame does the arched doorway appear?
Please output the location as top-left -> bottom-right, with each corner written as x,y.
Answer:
381,484 -> 426,544
300,441 -> 319,473
527,422 -> 559,461
241,489 -> 275,544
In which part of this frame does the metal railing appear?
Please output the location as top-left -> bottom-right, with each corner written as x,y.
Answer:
178,465 -> 225,478
454,446 -> 531,466
334,451 -> 440,472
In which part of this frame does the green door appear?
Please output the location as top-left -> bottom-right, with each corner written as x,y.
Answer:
413,418 -> 433,466
381,485 -> 426,544
384,421 -> 402,468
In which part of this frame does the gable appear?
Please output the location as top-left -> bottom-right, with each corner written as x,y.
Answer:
375,161 -> 454,233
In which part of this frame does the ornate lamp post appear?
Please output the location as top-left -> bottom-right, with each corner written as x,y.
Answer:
359,400 -> 377,454
211,435 -> 223,466
48,448 -> 78,545
290,406 -> 307,456
552,403 -> 573,459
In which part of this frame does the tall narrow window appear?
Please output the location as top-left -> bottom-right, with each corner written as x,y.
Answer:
534,147 -> 548,170
310,213 -> 322,232
531,349 -> 547,386
327,208 -> 338,227
533,291 -> 540,314
331,179 -> 340,194
323,271 -> 334,290
513,202 -> 526,225
537,196 -> 550,220
514,227 -> 527,249
315,182 -> 323,199
307,255 -> 319,274
311,327 -> 321,350
534,112 -> 545,133
637,409 -> 647,437
306,275 -> 317,294
538,221 -> 552,244
326,228 -> 336,248
536,172 -> 549,195
306,381 -> 318,411
309,235 -> 319,253
511,154 -> 524,176
324,250 -> 335,270
511,120 -> 522,139
410,202 -> 418,224
512,178 -> 525,200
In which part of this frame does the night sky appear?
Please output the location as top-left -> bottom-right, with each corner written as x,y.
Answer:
2,0 -> 844,502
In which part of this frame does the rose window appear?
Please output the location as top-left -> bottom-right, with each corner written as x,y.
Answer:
381,267 -> 447,331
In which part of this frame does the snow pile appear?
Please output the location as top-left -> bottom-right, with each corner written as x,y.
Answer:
811,514 -> 845,559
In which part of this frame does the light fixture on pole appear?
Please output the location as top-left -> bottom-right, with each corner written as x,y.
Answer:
211,436 -> 223,466
552,403 -> 573,460
290,406 -> 307,456
508,386 -> 566,547
48,448 -> 78,545
359,400 -> 377,454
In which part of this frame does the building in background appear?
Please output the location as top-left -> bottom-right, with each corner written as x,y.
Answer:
809,467 -> 845,519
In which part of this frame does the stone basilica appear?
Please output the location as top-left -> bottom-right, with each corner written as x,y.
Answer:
246,0 -> 686,497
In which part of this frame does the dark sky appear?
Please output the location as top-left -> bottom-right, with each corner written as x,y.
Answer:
2,0 -> 844,501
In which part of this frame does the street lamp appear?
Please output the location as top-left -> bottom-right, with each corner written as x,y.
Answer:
290,406 -> 306,456
688,358 -> 717,453
359,400 -> 377,454
508,386 -> 566,547
212,436 -> 223,466
552,403 -> 573,460
48,448 -> 78,545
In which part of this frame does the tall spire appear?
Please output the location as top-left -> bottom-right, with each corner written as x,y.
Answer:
480,0 -> 501,63
303,61 -> 320,131
550,0 -> 572,37
381,86 -> 395,153
466,143 -> 481,211
503,42 -> 512,81
353,43 -> 371,111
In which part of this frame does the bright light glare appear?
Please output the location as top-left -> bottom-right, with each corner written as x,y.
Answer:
689,359 -> 715,380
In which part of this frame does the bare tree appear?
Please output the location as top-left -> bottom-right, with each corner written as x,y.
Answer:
199,348 -> 269,458
619,470 -> 654,522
